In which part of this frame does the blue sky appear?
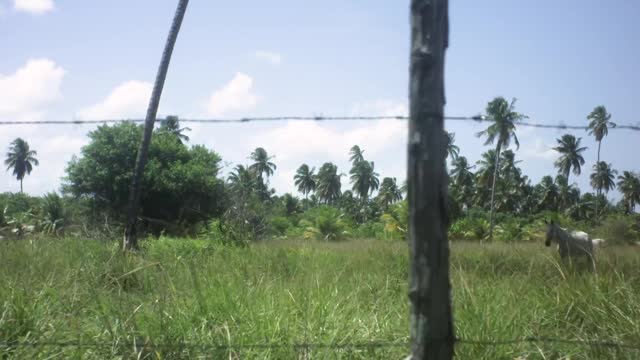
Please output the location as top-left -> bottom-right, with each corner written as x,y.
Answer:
1,0 -> 638,202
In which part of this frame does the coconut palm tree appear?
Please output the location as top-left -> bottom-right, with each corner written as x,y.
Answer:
315,162 -> 343,204
349,160 -> 380,200
249,147 -> 276,182
476,97 -> 527,239
5,138 -> 39,193
617,171 -> 640,214
160,115 -> 191,143
590,162 -> 618,220
349,145 -> 365,165
537,176 -> 559,211
228,165 -> 255,196
377,177 -> 403,208
445,132 -> 460,160
124,0 -> 190,251
294,164 -> 316,198
473,149 -> 499,208
349,160 -> 379,221
553,134 -> 587,182
587,106 -> 616,168
450,156 -> 474,209
555,175 -> 578,212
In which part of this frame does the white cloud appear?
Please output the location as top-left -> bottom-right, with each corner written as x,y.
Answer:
13,0 -> 54,14
206,72 -> 260,116
77,80 -> 152,120
0,58 -> 65,121
243,100 -> 408,194
255,101 -> 407,162
254,51 -> 282,65
521,137 -> 556,160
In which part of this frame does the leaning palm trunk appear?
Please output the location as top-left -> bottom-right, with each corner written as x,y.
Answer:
594,140 -> 601,223
488,143 -> 502,241
123,0 -> 189,251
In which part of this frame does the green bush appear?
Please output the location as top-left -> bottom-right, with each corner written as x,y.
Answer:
269,216 -> 292,236
380,201 -> 407,240
595,215 -> 639,245
300,206 -> 349,241
352,221 -> 385,239
495,220 -> 534,242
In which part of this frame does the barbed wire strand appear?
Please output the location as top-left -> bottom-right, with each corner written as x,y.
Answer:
0,116 -> 638,131
2,337 -> 639,351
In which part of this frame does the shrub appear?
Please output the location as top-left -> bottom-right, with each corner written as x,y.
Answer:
495,220 -> 534,242
269,216 -> 292,236
463,218 -> 490,241
352,221 -> 385,239
300,206 -> 349,241
198,219 -> 249,247
380,201 -> 407,240
38,192 -> 68,236
595,215 -> 639,245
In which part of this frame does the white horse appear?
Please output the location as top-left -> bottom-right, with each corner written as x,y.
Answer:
544,220 -> 595,269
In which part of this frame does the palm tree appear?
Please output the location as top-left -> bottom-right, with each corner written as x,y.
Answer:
474,149 -> 498,208
445,132 -> 460,160
315,162 -> 343,204
476,97 -> 527,239
294,164 -> 316,198
377,177 -> 403,208
249,147 -> 276,182
537,176 -> 559,211
450,156 -> 474,185
590,162 -> 618,220
553,134 -> 587,182
555,175 -> 578,212
5,138 -> 39,193
349,160 -> 380,200
282,193 -> 301,216
450,156 -> 474,209
160,115 -> 191,143
124,0 -> 190,251
587,106 -> 616,223
349,160 -> 379,221
228,165 -> 255,196
349,145 -> 365,165
587,106 -> 616,167
617,171 -> 640,214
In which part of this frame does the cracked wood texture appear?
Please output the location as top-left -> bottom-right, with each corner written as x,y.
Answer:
407,0 -> 454,359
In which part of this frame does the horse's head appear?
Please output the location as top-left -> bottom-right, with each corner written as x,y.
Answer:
544,219 -> 555,247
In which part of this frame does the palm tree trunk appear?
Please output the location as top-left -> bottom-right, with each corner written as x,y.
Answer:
20,178 -> 23,193
123,0 -> 189,252
595,140 -> 601,223
488,143 -> 502,241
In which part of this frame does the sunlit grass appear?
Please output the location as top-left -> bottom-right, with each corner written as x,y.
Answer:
0,237 -> 639,359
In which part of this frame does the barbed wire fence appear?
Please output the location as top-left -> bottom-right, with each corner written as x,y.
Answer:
1,115 -> 639,131
2,116 -> 640,356
3,0 -> 640,356
2,336 -> 640,353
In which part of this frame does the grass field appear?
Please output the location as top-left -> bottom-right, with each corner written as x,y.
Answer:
1,237 -> 639,359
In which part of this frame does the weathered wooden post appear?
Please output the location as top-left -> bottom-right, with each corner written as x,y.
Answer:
407,0 -> 454,359
123,0 -> 190,251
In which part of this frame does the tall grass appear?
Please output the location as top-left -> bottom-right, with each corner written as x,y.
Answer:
0,237 -> 639,359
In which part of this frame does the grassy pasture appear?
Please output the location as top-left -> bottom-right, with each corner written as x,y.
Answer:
0,237 -> 639,359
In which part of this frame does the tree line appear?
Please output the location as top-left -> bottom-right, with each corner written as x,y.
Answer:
3,98 -> 639,240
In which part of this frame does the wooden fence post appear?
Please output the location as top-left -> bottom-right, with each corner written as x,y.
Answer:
407,0 -> 454,359
123,0 -> 190,251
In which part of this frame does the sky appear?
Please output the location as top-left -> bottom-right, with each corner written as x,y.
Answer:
1,0 -> 639,202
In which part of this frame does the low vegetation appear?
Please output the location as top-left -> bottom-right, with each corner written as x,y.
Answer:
1,238 -> 639,359
2,99 -> 639,358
